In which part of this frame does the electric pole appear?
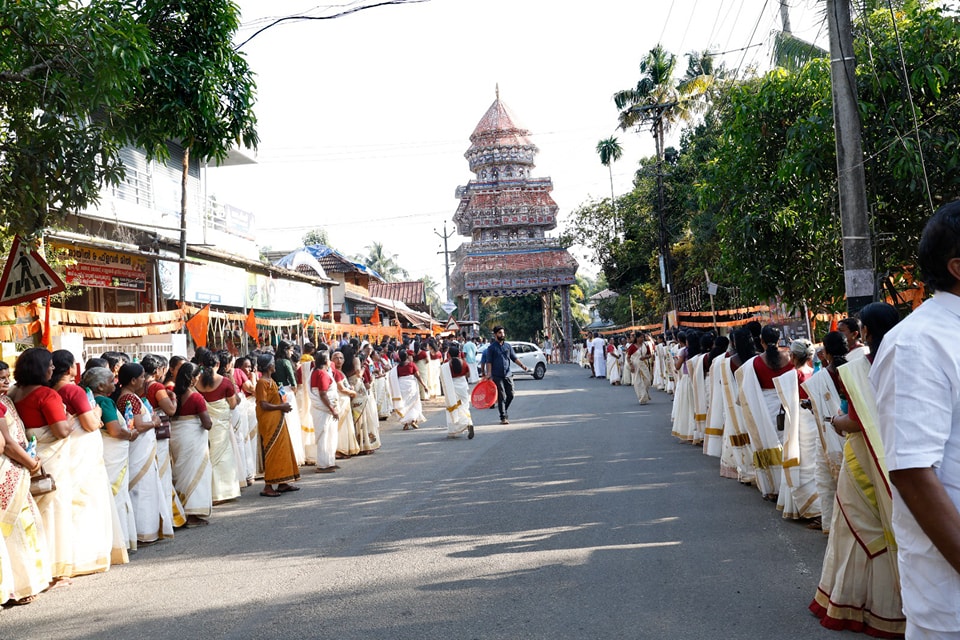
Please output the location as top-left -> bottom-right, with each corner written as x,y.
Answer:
434,221 -> 455,303
827,0 -> 875,314
630,101 -> 677,312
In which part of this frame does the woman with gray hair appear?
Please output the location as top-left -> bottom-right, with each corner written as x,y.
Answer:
83,365 -> 139,552
771,339 -> 822,522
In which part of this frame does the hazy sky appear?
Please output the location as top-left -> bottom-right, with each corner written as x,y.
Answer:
208,0 -> 826,300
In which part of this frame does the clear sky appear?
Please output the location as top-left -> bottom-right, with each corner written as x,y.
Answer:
208,0 -> 826,301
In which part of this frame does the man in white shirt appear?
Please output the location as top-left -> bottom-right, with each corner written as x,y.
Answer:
589,332 -> 606,379
872,201 -> 960,639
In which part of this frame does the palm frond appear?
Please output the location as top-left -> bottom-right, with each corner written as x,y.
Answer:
771,30 -> 827,72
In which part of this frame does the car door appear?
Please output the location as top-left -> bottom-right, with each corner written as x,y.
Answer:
509,343 -> 527,374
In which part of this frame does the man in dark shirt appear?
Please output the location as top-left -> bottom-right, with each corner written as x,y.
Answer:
480,325 -> 529,424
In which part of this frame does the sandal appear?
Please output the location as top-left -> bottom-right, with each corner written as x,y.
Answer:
278,484 -> 300,493
10,595 -> 37,606
260,489 -> 282,498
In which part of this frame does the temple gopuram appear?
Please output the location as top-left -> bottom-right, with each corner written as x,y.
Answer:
450,91 -> 578,360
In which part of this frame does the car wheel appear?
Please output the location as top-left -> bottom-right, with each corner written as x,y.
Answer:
533,363 -> 546,380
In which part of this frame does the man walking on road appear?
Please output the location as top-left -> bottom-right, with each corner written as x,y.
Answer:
481,325 -> 529,424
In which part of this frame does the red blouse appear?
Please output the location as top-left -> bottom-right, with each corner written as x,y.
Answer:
178,391 -> 207,416
396,362 -> 418,377
146,381 -> 169,410
753,355 -> 794,390
449,357 -> 468,378
58,383 -> 91,415
414,351 -> 429,362
311,368 -> 334,393
331,369 -> 346,383
199,376 -> 236,403
15,386 -> 67,429
797,368 -> 813,400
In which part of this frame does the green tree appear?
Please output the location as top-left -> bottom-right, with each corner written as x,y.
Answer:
0,0 -> 152,239
358,241 -> 408,282
109,0 -> 259,302
596,136 -> 623,226
302,228 -> 330,246
422,274 -> 442,318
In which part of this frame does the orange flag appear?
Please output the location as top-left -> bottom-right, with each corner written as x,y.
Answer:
303,313 -> 315,328
370,306 -> 380,326
245,308 -> 259,346
41,295 -> 53,351
354,316 -> 362,325
186,304 -> 210,348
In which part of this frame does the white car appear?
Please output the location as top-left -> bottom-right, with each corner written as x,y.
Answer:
477,341 -> 547,380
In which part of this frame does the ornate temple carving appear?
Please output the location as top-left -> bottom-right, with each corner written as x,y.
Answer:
450,92 -> 576,357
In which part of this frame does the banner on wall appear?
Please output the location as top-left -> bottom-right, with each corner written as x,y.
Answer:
50,242 -> 147,291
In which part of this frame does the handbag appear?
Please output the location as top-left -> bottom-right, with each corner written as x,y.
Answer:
30,464 -> 56,497
155,411 -> 171,440
776,406 -> 786,431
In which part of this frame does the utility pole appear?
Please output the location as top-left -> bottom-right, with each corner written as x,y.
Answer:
630,101 -> 677,311
827,0 -> 874,314
433,221 -> 455,303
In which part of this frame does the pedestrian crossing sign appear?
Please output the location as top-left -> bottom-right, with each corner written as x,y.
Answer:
0,236 -> 66,306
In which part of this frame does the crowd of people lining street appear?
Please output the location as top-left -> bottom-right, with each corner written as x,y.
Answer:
573,202 -> 960,640
2,204 -> 957,637
0,331 -> 496,607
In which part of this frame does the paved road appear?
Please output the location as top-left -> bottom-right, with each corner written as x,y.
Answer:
2,365 -> 836,639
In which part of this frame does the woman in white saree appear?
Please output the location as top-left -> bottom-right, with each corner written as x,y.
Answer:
170,363 -> 213,528
232,357 -> 259,483
428,342 -> 443,399
671,333 -> 696,442
0,362 -> 51,605
810,303 -> 904,637
51,351 -> 127,573
115,363 -> 173,544
375,351 -> 393,420
772,340 -> 821,521
440,346 -> 474,439
736,326 -> 793,502
703,337 -> 729,458
389,350 -> 427,429
629,333 -> 653,405
606,341 -> 622,385
296,354 -> 316,466
308,352 -> 340,473
84,367 -> 138,552
801,336 -> 846,534
195,350 -> 241,504
142,355 -> 187,530
10,348 -> 76,580
351,353 -> 381,453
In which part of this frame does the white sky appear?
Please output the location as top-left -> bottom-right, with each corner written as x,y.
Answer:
207,0 -> 827,300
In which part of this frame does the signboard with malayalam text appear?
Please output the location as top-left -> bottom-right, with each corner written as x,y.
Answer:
49,242 -> 147,291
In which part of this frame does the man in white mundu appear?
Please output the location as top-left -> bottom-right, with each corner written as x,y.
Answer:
589,332 -> 606,379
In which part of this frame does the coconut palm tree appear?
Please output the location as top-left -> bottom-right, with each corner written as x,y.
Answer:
596,136 -> 623,223
421,275 -> 442,317
358,241 -> 408,282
